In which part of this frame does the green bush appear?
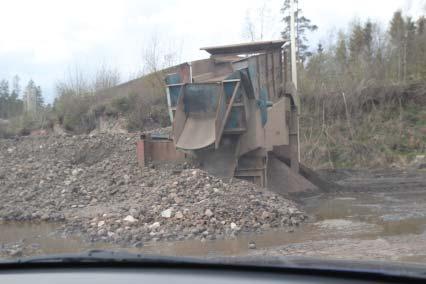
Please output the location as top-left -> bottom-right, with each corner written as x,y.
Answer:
110,96 -> 131,113
150,104 -> 170,127
54,94 -> 97,133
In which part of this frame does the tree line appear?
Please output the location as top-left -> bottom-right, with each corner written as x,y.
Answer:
300,10 -> 426,96
0,76 -> 45,119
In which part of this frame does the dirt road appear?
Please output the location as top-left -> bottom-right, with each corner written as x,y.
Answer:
253,169 -> 426,262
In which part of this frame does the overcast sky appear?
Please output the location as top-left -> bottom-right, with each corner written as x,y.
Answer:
0,0 -> 425,103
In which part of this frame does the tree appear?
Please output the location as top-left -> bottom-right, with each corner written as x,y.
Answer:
35,85 -> 44,110
23,80 -> 37,114
243,10 -> 256,41
0,80 -> 10,118
335,31 -> 348,72
418,16 -> 425,35
416,16 -> 426,78
405,17 -> 417,80
281,0 -> 318,62
11,75 -> 20,99
389,10 -> 405,45
0,78 -> 24,118
242,2 -> 271,42
0,80 -> 9,98
389,10 -> 406,82
93,65 -> 120,92
348,22 -> 365,63
363,21 -> 373,60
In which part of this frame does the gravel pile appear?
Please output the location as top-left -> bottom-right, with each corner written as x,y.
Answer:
0,241 -> 41,258
0,134 -> 306,246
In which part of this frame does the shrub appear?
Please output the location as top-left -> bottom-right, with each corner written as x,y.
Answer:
110,96 -> 131,113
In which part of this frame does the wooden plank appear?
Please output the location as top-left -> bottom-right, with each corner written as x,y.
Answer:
215,83 -> 226,149
222,79 -> 241,83
223,127 -> 246,134
279,50 -> 283,90
256,56 -> 261,98
271,52 -> 276,100
216,82 -> 241,145
166,83 -> 185,87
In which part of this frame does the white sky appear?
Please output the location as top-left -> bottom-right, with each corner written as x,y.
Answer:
0,0 -> 425,102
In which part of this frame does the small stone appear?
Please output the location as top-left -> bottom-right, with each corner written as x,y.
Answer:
149,222 -> 160,229
98,229 -> 106,236
9,249 -> 22,257
97,221 -> 105,227
174,196 -> 183,204
123,174 -> 130,184
175,211 -> 183,219
71,169 -> 79,176
123,215 -> 137,223
204,209 -> 213,217
161,208 -> 172,218
261,211 -> 270,219
230,222 -> 237,230
248,241 -> 256,249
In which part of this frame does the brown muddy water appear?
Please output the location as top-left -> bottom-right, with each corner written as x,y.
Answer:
1,170 -> 426,261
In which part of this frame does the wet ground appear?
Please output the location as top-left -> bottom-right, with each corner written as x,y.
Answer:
1,169 -> 426,262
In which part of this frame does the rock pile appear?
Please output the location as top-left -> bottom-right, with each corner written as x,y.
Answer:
0,134 -> 306,246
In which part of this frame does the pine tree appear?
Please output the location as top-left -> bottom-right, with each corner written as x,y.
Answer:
0,80 -> 9,98
23,80 -> 37,114
418,16 -> 425,35
35,85 -> 44,110
415,16 -> 426,78
363,21 -> 373,60
0,80 -> 10,118
405,17 -> 417,80
281,0 -> 318,62
335,31 -> 347,72
11,75 -> 20,99
389,10 -> 406,82
349,23 -> 365,63
389,11 -> 406,44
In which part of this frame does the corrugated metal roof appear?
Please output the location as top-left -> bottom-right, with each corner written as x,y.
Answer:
201,40 -> 287,55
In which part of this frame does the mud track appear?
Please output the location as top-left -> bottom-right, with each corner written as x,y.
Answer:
253,169 -> 426,263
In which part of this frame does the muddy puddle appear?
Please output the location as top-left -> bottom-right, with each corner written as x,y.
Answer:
2,174 -> 426,261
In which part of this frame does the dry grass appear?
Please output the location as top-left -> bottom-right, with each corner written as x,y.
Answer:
300,83 -> 426,169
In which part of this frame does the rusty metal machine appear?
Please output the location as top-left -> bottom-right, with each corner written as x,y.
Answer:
138,40 -> 327,194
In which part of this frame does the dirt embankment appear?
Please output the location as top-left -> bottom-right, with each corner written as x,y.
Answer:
0,134 -> 305,247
